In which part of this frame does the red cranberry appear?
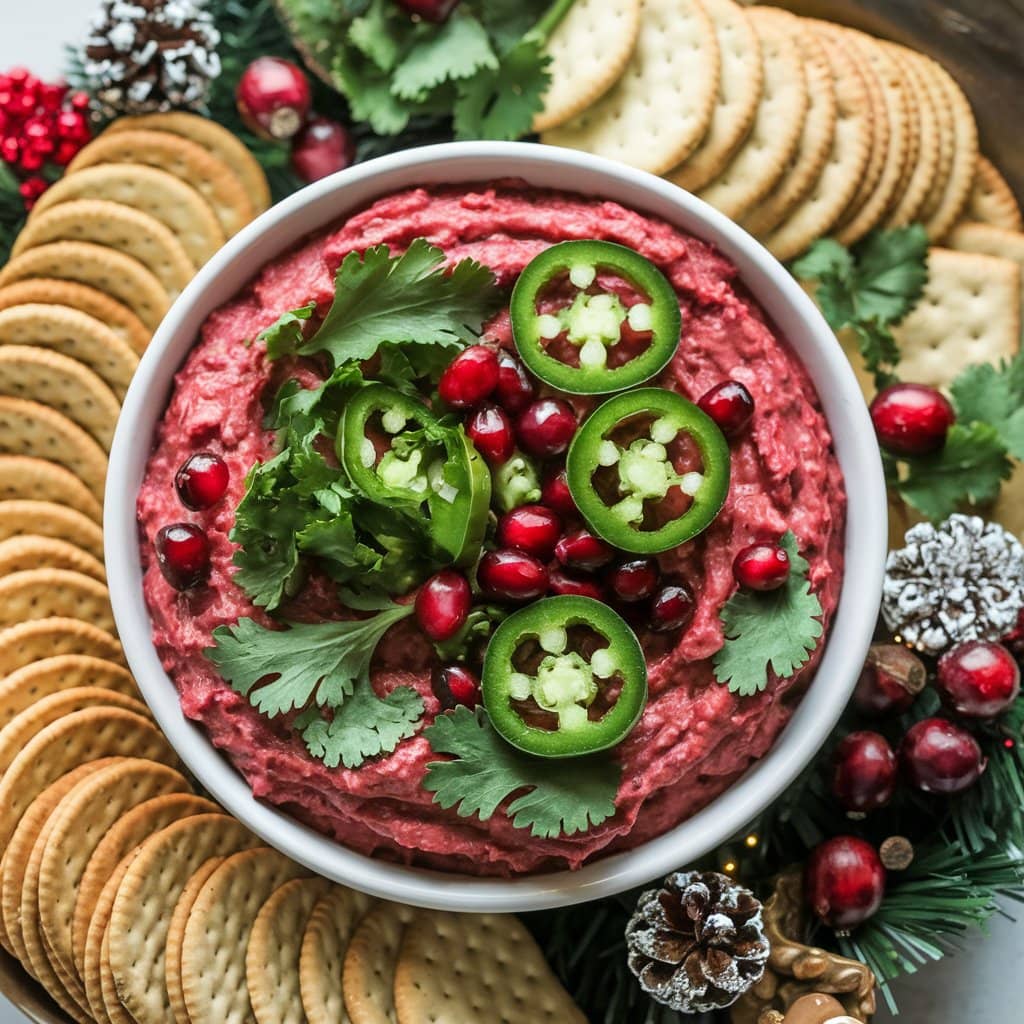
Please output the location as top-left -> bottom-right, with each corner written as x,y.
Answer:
698,380 -> 755,437
395,0 -> 461,22
236,57 -> 311,140
854,644 -> 927,717
494,351 -> 535,413
477,549 -> 548,602
415,570 -> 472,643
438,346 -> 499,409
901,718 -> 986,795
1004,609 -> 1024,660
549,569 -> 605,601
154,524 -> 210,591
466,404 -> 515,466
516,399 -> 577,458
650,583 -> 695,632
609,559 -> 660,602
496,505 -> 561,559
804,836 -> 885,931
290,116 -> 354,183
936,641 -> 1020,720
832,732 -> 897,814
431,664 -> 481,710
554,529 -> 614,572
175,452 -> 229,511
733,542 -> 790,591
870,384 -> 955,456
541,468 -> 578,519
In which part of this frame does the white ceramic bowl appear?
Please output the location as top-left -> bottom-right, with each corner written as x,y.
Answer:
106,141 -> 886,912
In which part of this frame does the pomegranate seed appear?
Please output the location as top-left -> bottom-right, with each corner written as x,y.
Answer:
438,346 -> 499,409
496,505 -> 562,559
494,351 -> 535,413
516,399 -> 577,458
869,383 -> 955,456
175,452 -> 229,510
698,380 -> 755,437
477,549 -> 548,602
651,582 -> 695,632
155,523 -> 210,591
395,0 -> 461,22
936,641 -> 1020,719
466,404 -> 515,466
609,559 -> 660,602
733,542 -> 790,591
432,664 -> 482,710
555,529 -> 614,571
415,570 -> 472,642
549,569 -> 605,601
541,468 -> 578,518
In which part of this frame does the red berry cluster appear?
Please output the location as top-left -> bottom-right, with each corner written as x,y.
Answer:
0,68 -> 92,209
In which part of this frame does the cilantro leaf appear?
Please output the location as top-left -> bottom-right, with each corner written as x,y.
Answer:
391,11 -> 497,101
332,48 -> 415,136
950,354 -> 1024,460
423,706 -> 620,838
897,422 -> 1013,522
476,0 -> 553,53
713,532 -> 824,697
299,239 -> 499,368
255,303 -> 315,357
850,321 -> 901,386
298,685 -> 424,769
348,0 -> 406,73
206,605 -> 414,717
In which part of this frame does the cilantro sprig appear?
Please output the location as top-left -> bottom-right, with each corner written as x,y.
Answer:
713,532 -> 824,697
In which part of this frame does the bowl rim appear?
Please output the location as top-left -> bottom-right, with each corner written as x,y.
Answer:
105,140 -> 887,912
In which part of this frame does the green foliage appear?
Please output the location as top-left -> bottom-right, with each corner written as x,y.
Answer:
950,353 -> 1024,460
0,163 -> 25,266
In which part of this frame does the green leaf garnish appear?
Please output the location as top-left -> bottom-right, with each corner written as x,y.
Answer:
949,354 -> 1024,460
391,11 -> 498,101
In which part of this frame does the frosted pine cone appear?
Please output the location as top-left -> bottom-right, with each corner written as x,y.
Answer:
625,870 -> 769,1014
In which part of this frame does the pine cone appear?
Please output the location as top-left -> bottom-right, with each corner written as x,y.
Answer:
82,0 -> 221,119
626,871 -> 770,1014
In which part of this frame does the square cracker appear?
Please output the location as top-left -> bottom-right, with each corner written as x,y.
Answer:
947,222 -> 1024,328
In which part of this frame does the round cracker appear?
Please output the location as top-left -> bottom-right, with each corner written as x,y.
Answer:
0,398 -> 107,501
0,536 -> 105,581
394,911 -> 587,1024
0,501 -> 104,561
0,346 -> 121,451
0,655 -> 135,729
913,54 -> 956,231
247,876 -> 334,1024
0,617 -> 123,678
531,0 -> 642,133
14,199 -> 196,299
106,813 -> 259,1024
180,847 -> 309,1024
694,7 -> 809,220
741,13 -> 836,238
0,303 -> 139,394
28,164 -> 225,270
760,24 -> 873,262
342,902 -> 417,1024
543,0 -> 721,175
38,759 -> 189,986
667,0 -> 764,193
70,129 -> 254,238
0,569 -> 114,632
300,887 -> 375,1024
964,156 -> 1024,231
0,456 -> 102,523
0,241 -> 170,333
0,279 -> 150,354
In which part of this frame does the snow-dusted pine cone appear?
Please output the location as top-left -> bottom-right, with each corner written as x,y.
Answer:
81,0 -> 221,119
625,870 -> 770,1014
882,514 -> 1024,655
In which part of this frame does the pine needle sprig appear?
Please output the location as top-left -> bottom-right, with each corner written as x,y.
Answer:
0,163 -> 25,265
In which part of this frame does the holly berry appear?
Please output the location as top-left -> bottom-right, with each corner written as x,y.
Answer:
869,383 -> 955,456
854,643 -> 927,717
804,836 -> 886,931
549,569 -> 605,601
431,664 -> 481,710
541,468 -> 578,519
394,0 -> 461,22
290,116 -> 354,183
650,582 -> 696,632
477,549 -> 548,602
609,559 -> 660,603
900,718 -> 986,795
555,529 -> 614,572
936,641 -> 1020,720
236,57 -> 311,140
494,351 -> 535,413
832,732 -> 897,814
733,541 -> 790,591
516,399 -> 577,457
697,380 -> 755,437
466,404 -> 515,466
415,570 -> 472,643
438,345 -> 499,409
174,452 -> 229,511
154,524 -> 210,591
496,505 -> 561,559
